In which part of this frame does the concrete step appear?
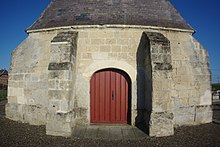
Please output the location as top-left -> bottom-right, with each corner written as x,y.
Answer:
72,125 -> 148,140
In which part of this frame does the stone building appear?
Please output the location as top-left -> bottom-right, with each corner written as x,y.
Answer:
0,69 -> 8,90
6,0 -> 212,137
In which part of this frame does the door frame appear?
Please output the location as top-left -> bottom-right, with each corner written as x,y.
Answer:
90,68 -> 132,124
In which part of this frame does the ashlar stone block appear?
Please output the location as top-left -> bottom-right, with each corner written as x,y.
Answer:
149,112 -> 174,137
7,96 -> 17,103
48,90 -> 70,100
5,103 -> 24,122
173,106 -> 195,126
48,70 -> 72,80
46,112 -> 73,137
99,45 -> 111,52
195,105 -> 212,124
23,105 -> 47,125
13,74 -> 24,81
105,38 -> 116,44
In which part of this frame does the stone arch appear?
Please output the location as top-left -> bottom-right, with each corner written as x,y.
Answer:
80,60 -> 137,125
82,60 -> 136,82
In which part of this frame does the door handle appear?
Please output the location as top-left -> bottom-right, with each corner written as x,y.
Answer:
112,90 -> 114,100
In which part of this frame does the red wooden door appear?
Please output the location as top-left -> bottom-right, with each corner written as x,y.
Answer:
90,69 -> 128,123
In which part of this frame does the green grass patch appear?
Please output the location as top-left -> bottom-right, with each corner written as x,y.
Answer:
212,84 -> 220,91
0,90 -> 7,101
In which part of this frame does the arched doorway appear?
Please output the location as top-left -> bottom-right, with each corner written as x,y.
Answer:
90,68 -> 131,124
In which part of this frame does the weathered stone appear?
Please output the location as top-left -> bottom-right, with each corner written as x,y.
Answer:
13,74 -> 24,81
48,70 -> 72,80
91,38 -> 105,45
23,105 -> 47,125
195,105 -> 212,124
6,15 -> 211,138
48,90 -> 71,100
7,96 -> 17,103
46,112 -> 73,137
48,62 -> 72,70
154,63 -> 172,70
100,45 -> 111,52
51,31 -> 78,43
150,112 -> 174,137
74,117 -> 89,126
5,103 -> 24,122
173,106 -> 195,126
25,89 -> 48,106
105,38 -> 116,44
73,107 -> 87,118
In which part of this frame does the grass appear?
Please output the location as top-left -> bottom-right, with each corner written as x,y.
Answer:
212,84 -> 220,91
0,90 -> 7,101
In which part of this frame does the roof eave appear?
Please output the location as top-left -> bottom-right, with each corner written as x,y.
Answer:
26,24 -> 195,34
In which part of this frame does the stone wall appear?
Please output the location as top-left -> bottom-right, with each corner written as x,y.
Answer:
6,26 -> 212,137
6,31 -> 57,125
72,28 -> 140,127
166,32 -> 212,126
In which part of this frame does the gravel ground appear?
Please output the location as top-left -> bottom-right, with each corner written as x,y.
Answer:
1,100 -> 220,147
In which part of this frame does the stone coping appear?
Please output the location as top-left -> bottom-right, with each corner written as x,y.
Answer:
26,25 -> 194,34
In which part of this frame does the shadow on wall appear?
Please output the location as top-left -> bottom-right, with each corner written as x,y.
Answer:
135,32 -> 152,135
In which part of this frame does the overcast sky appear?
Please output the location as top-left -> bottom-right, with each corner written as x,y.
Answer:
0,0 -> 219,83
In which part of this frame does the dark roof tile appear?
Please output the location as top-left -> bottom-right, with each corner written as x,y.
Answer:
27,0 -> 193,31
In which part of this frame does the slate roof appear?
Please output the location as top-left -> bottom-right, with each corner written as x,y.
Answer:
0,69 -> 8,76
27,0 -> 193,31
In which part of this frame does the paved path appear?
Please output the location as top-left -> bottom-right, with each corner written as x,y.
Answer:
72,124 -> 148,140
